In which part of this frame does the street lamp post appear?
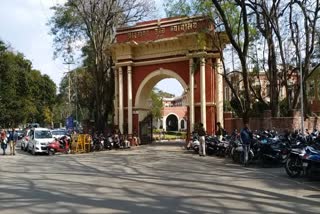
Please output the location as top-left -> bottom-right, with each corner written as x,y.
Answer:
63,61 -> 74,117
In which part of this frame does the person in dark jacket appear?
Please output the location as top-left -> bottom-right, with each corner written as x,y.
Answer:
197,123 -> 206,156
9,128 -> 18,155
240,123 -> 253,166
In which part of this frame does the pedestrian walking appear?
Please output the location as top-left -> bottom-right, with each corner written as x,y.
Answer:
133,130 -> 139,146
9,128 -> 18,155
240,122 -> 253,167
1,129 -> 8,155
216,122 -> 224,141
197,123 -> 206,156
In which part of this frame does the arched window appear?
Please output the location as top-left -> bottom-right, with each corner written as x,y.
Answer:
181,120 -> 185,129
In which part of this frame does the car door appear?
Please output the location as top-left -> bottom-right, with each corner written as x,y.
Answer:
22,130 -> 29,149
28,130 -> 34,150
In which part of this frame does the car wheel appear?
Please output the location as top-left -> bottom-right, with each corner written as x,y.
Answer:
32,147 -> 36,156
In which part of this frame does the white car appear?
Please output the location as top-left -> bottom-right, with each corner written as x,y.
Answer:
51,129 -> 68,140
27,128 -> 54,155
20,129 -> 31,151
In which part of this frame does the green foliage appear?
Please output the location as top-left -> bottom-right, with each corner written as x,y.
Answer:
43,106 -> 53,125
150,89 -> 164,120
153,87 -> 175,98
250,101 -> 269,117
0,40 -> 56,128
163,0 -> 213,17
229,96 -> 243,117
280,98 -> 290,117
223,101 -> 232,112
164,0 -> 192,17
49,0 -> 154,132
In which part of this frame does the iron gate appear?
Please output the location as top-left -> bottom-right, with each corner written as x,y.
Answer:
139,114 -> 153,144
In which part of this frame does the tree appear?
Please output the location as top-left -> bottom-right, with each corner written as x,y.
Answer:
164,0 -> 320,120
0,40 -> 57,127
49,0 -> 155,133
57,67 -> 95,123
288,0 -> 320,115
164,0 -> 255,123
150,89 -> 163,122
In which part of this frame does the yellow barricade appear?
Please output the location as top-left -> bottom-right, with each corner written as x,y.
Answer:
71,134 -> 92,153
84,134 -> 91,152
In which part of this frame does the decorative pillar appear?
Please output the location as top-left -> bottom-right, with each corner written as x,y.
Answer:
216,58 -> 224,127
119,67 -> 124,134
162,116 -> 166,131
127,65 -> 133,135
189,58 -> 195,132
114,69 -> 119,126
200,57 -> 207,130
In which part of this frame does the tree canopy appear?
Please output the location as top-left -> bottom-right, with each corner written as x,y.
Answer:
0,40 -> 57,128
49,0 -> 155,133
164,0 -> 320,121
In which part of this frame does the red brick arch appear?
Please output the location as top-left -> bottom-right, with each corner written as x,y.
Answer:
112,16 -> 227,137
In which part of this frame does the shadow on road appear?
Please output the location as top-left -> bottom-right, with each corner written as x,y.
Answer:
0,142 -> 319,213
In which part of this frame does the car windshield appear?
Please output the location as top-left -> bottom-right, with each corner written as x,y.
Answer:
35,130 -> 52,139
52,130 -> 66,136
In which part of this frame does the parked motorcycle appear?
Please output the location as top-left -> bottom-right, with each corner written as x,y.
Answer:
47,136 -> 71,155
285,143 -> 320,178
104,135 -> 113,150
91,135 -> 104,151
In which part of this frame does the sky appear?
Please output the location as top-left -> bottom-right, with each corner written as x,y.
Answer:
0,0 -> 184,96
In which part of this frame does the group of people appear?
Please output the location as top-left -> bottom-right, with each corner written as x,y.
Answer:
192,121 -> 253,165
0,128 -> 18,156
192,122 -> 225,157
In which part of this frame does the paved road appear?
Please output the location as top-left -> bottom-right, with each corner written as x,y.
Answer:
0,142 -> 319,214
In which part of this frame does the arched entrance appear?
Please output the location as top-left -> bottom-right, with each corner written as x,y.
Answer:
134,69 -> 188,124
166,114 -> 179,131
112,16 -> 228,143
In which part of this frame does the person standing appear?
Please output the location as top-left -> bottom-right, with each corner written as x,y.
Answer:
216,122 -> 224,141
133,130 -> 139,146
1,129 -> 7,155
9,128 -> 18,155
240,123 -> 253,166
197,123 -> 206,157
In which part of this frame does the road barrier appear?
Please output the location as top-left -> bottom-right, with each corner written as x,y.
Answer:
71,134 -> 91,153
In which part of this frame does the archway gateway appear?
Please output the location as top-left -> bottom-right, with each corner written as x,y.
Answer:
112,16 -> 228,142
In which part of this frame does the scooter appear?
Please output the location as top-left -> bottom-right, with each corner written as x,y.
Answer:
104,135 -> 113,150
47,136 -> 71,155
190,134 -> 200,153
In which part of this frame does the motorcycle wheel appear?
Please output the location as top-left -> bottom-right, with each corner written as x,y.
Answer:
285,156 -> 302,178
232,153 -> 237,162
48,149 -> 55,156
65,148 -> 71,154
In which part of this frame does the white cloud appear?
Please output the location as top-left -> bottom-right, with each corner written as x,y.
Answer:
0,0 -> 177,95
0,0 -> 69,89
